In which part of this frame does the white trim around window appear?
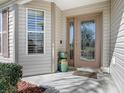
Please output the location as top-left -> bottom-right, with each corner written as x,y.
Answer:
26,8 -> 46,55
0,12 -> 2,55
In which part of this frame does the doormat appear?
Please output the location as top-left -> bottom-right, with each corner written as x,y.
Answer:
73,71 -> 97,79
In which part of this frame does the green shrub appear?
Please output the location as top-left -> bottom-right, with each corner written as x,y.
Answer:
0,77 -> 9,93
0,63 -> 22,93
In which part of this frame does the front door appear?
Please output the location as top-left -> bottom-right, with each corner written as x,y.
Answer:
75,13 -> 102,68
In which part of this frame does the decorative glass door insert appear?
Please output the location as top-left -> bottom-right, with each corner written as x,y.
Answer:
80,20 -> 96,61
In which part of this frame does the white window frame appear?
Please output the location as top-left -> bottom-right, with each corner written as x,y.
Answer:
26,8 -> 45,55
0,12 -> 2,55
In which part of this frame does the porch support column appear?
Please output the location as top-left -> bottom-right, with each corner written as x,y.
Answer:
51,2 -> 56,72
14,4 -> 19,63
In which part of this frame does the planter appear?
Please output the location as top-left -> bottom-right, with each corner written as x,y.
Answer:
59,59 -> 68,72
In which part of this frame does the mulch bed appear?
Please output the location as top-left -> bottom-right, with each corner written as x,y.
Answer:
17,81 -> 46,93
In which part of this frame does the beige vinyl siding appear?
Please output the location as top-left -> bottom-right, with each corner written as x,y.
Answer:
54,5 -> 66,71
0,6 -> 15,63
63,1 -> 110,67
110,0 -> 124,93
18,1 -> 52,76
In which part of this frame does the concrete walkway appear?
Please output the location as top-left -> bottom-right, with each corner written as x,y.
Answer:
23,72 -> 119,93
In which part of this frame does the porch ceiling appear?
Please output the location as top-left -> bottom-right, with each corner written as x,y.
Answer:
0,0 -> 108,10
45,0 -> 108,10
0,0 -> 10,4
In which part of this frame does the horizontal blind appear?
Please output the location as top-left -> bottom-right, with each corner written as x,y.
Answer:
2,9 -> 9,58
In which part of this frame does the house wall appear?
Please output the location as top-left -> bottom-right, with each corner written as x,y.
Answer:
110,0 -> 124,93
0,5 -> 15,63
17,0 -> 52,76
62,1 -> 110,67
54,5 -> 66,71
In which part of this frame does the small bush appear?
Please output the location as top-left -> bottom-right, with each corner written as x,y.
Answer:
0,63 -> 22,93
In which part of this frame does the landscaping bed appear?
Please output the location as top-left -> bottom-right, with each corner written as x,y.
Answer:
0,63 -> 58,93
0,63 -> 46,93
17,81 -> 46,93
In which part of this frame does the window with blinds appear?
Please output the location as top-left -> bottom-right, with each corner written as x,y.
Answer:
2,9 -> 9,58
0,13 -> 2,53
27,9 -> 44,54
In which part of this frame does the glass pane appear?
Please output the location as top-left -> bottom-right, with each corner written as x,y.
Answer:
28,9 -> 44,32
69,21 -> 74,59
80,20 -> 96,61
28,32 -> 44,54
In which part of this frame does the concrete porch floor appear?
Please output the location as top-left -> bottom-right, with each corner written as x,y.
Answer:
23,72 -> 119,93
